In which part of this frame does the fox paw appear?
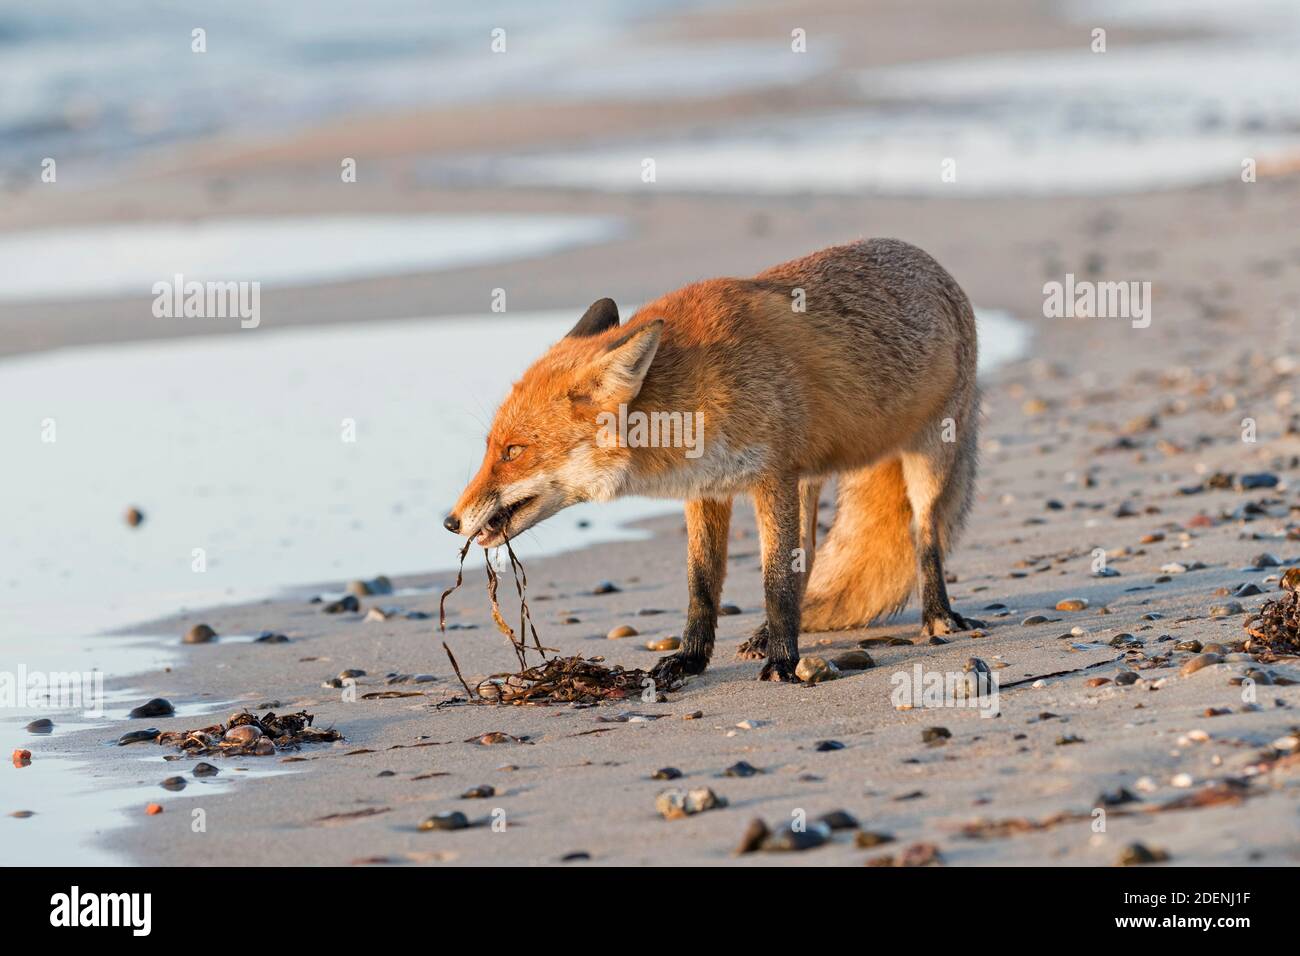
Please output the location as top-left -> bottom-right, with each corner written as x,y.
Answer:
651,652 -> 707,686
921,612 -> 983,638
758,658 -> 799,683
736,624 -> 768,660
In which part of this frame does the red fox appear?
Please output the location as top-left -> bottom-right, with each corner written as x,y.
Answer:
444,239 -> 980,683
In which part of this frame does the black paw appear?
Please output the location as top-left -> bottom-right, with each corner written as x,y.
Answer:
920,612 -> 984,638
736,623 -> 769,660
758,658 -> 799,683
651,652 -> 707,686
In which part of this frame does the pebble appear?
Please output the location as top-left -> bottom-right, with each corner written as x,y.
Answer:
735,818 -> 770,854
1248,553 -> 1281,569
652,767 -> 683,780
347,575 -> 393,597
1171,773 -> 1194,788
322,595 -> 360,614
735,719 -> 765,730
25,718 -> 53,734
117,729 -> 160,746
718,603 -> 742,616
1180,653 -> 1222,677
338,668 -> 366,680
1232,583 -> 1263,597
193,762 -> 219,777
1056,598 -> 1089,611
145,803 -> 164,816
656,787 -> 727,819
724,761 -> 762,777
224,725 -> 262,745
9,810 -> 34,819
1209,602 -> 1244,617
128,698 -> 174,719
1174,640 -> 1202,653
607,624 -> 638,639
1086,677 -> 1111,687
1021,615 -> 1052,626
855,831 -> 895,848
922,727 -> 951,743
1114,671 -> 1139,686
645,636 -> 680,651
1118,842 -> 1168,866
125,506 -> 145,527
761,821 -> 831,852
419,811 -> 469,831
255,631 -> 290,643
591,581 -> 621,595
12,749 -> 32,766
831,650 -> 875,671
160,776 -> 187,792
460,785 -> 495,799
1097,787 -> 1140,807
817,809 -> 859,831
814,740 -> 845,752
183,623 -> 217,644
1236,473 -> 1279,490
795,656 -> 840,684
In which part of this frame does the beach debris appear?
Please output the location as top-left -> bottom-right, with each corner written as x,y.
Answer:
656,787 -> 726,819
867,842 -> 944,867
129,697 -> 174,719
145,803 -> 163,815
183,623 -> 217,644
117,729 -> 161,746
125,506 -> 145,527
818,810 -> 860,831
652,767 -> 683,780
607,624 -> 638,639
855,831 -> 895,848
156,710 -> 341,757
439,538 -> 666,705
922,726 -> 952,744
12,749 -> 32,767
646,636 -> 680,651
420,811 -> 470,832
1244,584 -> 1300,654
25,718 -> 53,734
460,785 -> 495,799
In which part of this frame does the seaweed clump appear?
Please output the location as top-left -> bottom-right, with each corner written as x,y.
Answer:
157,710 -> 341,757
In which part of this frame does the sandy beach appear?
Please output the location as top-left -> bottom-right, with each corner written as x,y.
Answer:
5,0 -> 1300,869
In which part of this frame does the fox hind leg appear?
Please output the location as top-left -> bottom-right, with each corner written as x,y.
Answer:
751,476 -> 804,682
901,423 -> 979,638
737,480 -> 821,660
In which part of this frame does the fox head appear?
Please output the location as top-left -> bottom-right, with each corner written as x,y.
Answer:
444,299 -> 663,547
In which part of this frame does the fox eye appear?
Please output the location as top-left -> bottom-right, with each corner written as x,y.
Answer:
502,444 -> 525,462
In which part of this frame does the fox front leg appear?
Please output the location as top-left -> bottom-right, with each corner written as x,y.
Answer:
752,476 -> 804,682
651,496 -> 732,682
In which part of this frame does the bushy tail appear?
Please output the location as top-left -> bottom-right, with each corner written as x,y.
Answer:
800,458 -> 916,631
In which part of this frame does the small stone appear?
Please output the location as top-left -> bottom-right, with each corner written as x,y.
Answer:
364,607 -> 390,622
855,831 -> 895,848
1174,640 -> 1202,653
921,727 -> 951,743
1232,583 -> 1263,597
337,668 -> 366,680
655,787 -> 727,819
1056,734 -> 1084,745
192,762 -> 219,777
183,624 -> 217,644
1097,787 -> 1140,807
1118,842 -> 1168,866
795,656 -> 840,684
592,581 -> 621,595
1209,602 -> 1244,617
1021,615 -> 1052,626
117,729 -> 161,746
12,749 -> 32,766
224,725 -> 262,745
761,821 -> 831,852
652,767 -> 683,780
1056,598 -> 1089,611
1236,473 -> 1279,490
560,851 -> 590,862
646,636 -> 680,651
1171,773 -> 1194,788
1249,553 -> 1281,569
1086,677 -> 1111,687
255,631 -> 289,643
814,740 -> 844,752
718,603 -> 742,616
129,698 -> 174,719
145,803 -> 164,816
1180,653 -> 1222,677
323,595 -> 360,614
1114,671 -> 1139,686
607,624 -> 638,639
125,506 -> 145,527
831,650 -> 875,671
419,811 -> 469,831
817,809 -> 859,831
9,810 -> 34,819
160,776 -> 187,792
460,785 -> 495,799
724,761 -> 762,777
735,818 -> 770,854
25,718 -> 53,734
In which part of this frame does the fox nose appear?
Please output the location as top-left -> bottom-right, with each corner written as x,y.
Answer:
443,513 -> 461,534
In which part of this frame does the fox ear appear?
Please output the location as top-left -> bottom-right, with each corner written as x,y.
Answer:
585,320 -> 663,404
566,298 -> 620,338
